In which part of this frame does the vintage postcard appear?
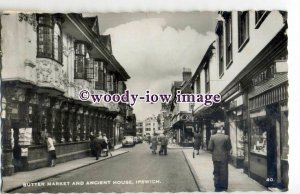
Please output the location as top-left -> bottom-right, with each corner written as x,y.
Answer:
0,1 -> 297,193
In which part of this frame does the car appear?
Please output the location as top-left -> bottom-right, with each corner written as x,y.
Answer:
122,136 -> 135,147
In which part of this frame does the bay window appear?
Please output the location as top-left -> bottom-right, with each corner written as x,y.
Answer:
37,14 -> 63,63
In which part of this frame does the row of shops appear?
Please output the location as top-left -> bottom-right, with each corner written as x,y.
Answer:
168,11 -> 288,189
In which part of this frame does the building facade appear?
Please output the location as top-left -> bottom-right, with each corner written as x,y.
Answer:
1,13 -> 131,176
169,68 -> 196,147
143,115 -> 158,137
190,11 -> 288,189
136,121 -> 143,136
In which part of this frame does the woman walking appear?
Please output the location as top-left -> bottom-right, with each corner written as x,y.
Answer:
151,134 -> 158,154
193,130 -> 201,158
46,133 -> 56,167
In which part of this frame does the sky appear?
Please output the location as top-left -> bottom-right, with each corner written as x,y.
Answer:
95,12 -> 217,121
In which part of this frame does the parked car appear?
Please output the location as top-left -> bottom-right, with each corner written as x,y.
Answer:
122,136 -> 135,147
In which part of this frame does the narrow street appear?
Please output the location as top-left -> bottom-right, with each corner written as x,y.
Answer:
13,143 -> 199,193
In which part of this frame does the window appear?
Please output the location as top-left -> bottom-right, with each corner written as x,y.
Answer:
238,11 -> 249,51
225,13 -> 233,66
106,73 -> 112,92
53,24 -> 62,62
86,57 -> 94,82
255,11 -> 270,29
196,76 -> 200,94
37,14 -> 63,63
205,64 -> 210,93
250,109 -> 267,156
74,42 -> 88,79
217,21 -> 224,77
95,61 -> 106,90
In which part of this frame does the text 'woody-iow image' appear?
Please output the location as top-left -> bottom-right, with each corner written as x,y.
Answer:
1,11 -> 288,193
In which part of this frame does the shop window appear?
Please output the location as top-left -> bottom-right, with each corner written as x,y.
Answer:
229,109 -> 244,159
250,110 -> 267,156
37,14 -> 63,64
238,11 -> 249,51
280,102 -> 288,160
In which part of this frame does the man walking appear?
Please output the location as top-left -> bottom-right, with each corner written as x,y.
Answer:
193,130 -> 201,158
208,123 -> 232,192
159,132 -> 168,155
94,133 -> 103,160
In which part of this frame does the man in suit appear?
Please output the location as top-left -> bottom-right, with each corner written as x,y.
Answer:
94,133 -> 103,160
159,132 -> 168,155
208,123 -> 232,192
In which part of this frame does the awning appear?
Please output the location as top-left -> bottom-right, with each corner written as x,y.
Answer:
249,73 -> 288,99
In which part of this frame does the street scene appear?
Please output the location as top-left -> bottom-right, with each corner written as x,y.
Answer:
1,11 -> 288,193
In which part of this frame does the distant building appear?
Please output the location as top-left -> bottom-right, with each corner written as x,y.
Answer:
143,115 -> 159,137
136,121 -> 144,136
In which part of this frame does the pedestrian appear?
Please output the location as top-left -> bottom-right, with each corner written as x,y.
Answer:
102,133 -> 109,157
159,132 -> 168,155
46,133 -> 57,167
94,133 -> 103,160
151,134 -> 158,154
193,130 -> 201,157
89,132 -> 96,156
208,124 -> 232,192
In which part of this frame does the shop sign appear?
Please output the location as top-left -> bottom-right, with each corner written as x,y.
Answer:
250,108 -> 266,118
252,64 -> 275,86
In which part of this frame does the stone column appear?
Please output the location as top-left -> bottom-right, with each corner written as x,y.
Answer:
84,109 -> 89,140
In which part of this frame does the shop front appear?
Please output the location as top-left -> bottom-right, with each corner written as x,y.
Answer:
171,113 -> 196,147
1,81 -> 117,176
225,94 -> 246,168
248,77 -> 288,189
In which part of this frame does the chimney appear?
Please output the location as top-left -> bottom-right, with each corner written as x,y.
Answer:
182,68 -> 192,81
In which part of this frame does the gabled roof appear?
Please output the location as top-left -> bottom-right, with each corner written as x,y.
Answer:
100,35 -> 112,53
191,41 -> 215,83
83,16 -> 99,35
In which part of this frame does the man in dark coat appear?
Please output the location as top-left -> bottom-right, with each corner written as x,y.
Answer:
94,133 -> 103,160
159,132 -> 168,155
193,130 -> 201,156
208,124 -> 232,192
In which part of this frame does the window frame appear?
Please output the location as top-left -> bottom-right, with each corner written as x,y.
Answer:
238,11 -> 250,52
205,63 -> 210,93
74,41 -> 88,80
217,21 -> 224,78
224,12 -> 233,68
37,14 -> 63,65
255,11 -> 270,29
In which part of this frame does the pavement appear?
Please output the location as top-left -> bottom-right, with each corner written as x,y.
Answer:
2,149 -> 129,193
182,149 -> 269,192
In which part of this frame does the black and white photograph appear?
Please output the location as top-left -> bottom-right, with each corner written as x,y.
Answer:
0,1 -> 297,193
